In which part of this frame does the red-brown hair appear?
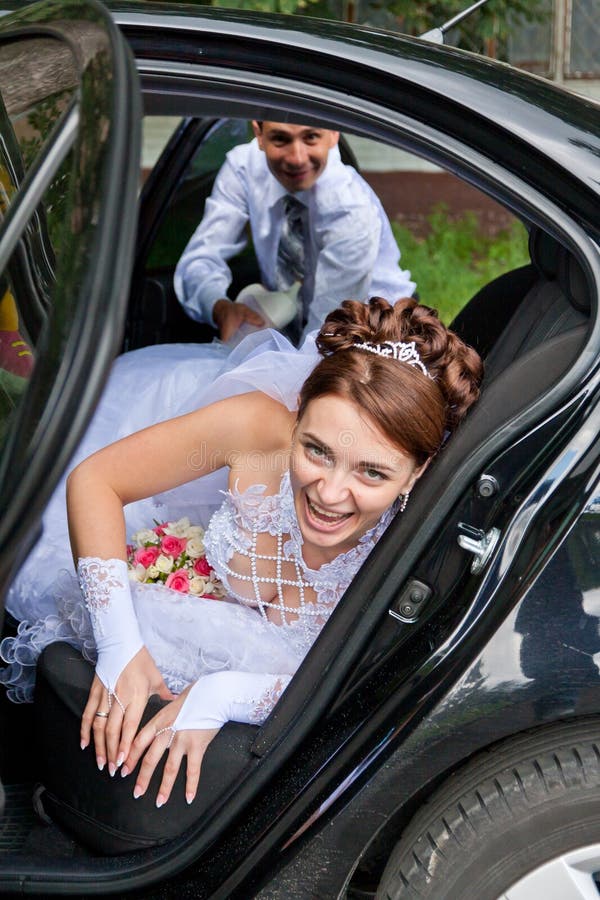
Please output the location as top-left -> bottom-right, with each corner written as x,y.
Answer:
297,298 -> 483,465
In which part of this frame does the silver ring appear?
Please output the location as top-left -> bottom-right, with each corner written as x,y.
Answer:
95,711 -> 109,718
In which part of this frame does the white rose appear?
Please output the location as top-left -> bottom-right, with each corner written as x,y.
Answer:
186,538 -> 205,559
212,582 -> 226,598
185,525 -> 205,540
189,576 -> 207,595
164,517 -> 191,537
155,554 -> 174,574
128,564 -> 146,583
132,529 -> 158,547
146,564 -> 160,579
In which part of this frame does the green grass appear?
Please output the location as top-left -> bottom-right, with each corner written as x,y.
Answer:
392,205 -> 530,325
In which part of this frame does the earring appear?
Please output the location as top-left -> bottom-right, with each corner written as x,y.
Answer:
399,491 -> 410,513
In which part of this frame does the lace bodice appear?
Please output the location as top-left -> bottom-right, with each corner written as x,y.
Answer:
204,470 -> 396,657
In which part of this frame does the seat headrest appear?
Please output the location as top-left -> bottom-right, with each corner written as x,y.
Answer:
529,227 -> 560,279
558,251 -> 590,313
529,226 -> 590,314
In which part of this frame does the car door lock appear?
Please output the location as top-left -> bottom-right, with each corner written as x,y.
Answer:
389,579 -> 433,623
457,522 -> 501,574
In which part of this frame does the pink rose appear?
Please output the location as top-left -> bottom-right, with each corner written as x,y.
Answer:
153,522 -> 169,536
165,571 -> 190,593
133,546 -> 160,568
193,557 -> 212,577
160,535 -> 187,557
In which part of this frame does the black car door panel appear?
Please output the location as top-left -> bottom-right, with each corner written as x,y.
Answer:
0,0 -> 140,810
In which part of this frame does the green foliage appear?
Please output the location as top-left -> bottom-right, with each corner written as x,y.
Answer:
0,368 -> 28,449
202,0 -> 548,57
18,90 -> 72,252
380,0 -> 546,39
392,205 -> 529,324
210,0 -> 320,11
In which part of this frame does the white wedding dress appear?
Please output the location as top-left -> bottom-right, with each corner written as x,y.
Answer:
0,331 -> 396,726
6,329 -> 317,625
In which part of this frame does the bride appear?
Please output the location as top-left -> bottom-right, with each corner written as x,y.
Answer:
1,297 -> 482,812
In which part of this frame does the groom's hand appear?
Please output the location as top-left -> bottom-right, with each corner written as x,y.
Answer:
213,298 -> 264,342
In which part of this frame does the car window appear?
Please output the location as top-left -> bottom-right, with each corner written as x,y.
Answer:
345,135 -> 530,324
0,270 -> 29,448
2,37 -> 76,160
0,35 -> 79,355
146,118 -> 252,271
0,35 -> 77,243
0,7 -> 140,580
142,115 -> 181,183
0,34 -> 81,454
141,118 -> 529,326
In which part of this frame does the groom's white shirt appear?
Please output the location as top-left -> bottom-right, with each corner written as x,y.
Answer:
174,139 -> 415,340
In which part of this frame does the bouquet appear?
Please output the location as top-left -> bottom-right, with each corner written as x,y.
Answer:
127,517 -> 226,599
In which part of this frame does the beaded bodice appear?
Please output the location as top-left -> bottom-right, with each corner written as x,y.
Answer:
203,470 -> 396,656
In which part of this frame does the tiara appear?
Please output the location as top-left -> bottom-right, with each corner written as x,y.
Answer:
352,340 -> 431,378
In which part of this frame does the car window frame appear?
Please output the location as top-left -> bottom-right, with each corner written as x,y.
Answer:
138,60 -> 600,441
0,1 -> 141,614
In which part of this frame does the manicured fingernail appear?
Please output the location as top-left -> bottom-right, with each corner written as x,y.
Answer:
155,794 -> 166,809
97,757 -> 105,772
80,740 -> 87,750
116,753 -> 124,768
133,786 -> 143,799
120,766 -> 129,778
108,763 -> 116,777
186,793 -> 194,805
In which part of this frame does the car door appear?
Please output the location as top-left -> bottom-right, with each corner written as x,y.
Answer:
0,0 -> 140,811
117,24 -> 600,897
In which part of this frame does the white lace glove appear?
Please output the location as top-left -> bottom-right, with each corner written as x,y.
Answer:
77,557 -> 144,695
172,670 -> 293,732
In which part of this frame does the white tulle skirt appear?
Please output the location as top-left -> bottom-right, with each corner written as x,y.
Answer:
1,330 -> 319,700
1,571 -> 303,702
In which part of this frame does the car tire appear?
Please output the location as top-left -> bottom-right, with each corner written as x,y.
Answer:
375,719 -> 600,900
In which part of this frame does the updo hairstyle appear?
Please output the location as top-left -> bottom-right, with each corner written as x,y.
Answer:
297,297 -> 483,466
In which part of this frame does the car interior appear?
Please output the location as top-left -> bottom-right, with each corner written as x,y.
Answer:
0,100 -> 595,879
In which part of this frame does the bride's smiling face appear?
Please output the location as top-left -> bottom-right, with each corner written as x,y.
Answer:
290,395 -> 428,568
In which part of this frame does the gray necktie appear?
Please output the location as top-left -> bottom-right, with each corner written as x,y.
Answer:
275,195 -> 305,290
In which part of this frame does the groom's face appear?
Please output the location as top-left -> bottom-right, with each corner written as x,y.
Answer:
253,121 -> 340,193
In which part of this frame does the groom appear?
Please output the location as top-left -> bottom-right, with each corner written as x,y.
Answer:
174,120 -> 415,343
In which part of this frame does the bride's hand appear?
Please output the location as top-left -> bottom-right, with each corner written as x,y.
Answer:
120,687 -> 219,807
81,647 -> 174,774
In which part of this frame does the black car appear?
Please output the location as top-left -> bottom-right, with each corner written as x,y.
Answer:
1,0 -> 600,897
